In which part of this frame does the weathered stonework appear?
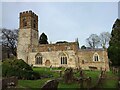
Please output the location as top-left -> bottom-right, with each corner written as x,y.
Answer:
17,10 -> 110,71
78,49 -> 109,70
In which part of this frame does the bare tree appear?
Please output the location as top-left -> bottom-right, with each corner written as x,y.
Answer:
99,32 -> 111,49
1,28 -> 18,57
86,34 -> 100,49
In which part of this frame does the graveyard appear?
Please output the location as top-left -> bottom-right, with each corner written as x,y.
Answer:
17,67 -> 119,89
1,59 -> 120,89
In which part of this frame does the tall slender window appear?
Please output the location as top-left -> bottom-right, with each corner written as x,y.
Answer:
23,17 -> 27,27
34,20 -> 36,28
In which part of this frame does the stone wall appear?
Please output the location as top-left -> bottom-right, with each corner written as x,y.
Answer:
29,42 -> 79,52
27,48 -> 109,71
78,49 -> 109,71
17,28 -> 38,63
28,50 -> 77,68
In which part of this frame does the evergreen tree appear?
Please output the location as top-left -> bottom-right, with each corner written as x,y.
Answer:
81,45 -> 86,49
39,33 -> 48,44
108,19 -> 120,66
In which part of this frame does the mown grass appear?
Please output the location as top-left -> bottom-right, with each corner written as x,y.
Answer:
58,81 -> 79,88
102,71 -> 118,88
18,67 -> 119,89
33,67 -> 64,78
18,78 -> 50,88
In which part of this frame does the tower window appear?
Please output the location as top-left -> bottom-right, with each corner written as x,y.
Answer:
23,17 -> 27,27
34,24 -> 36,28
34,20 -> 36,28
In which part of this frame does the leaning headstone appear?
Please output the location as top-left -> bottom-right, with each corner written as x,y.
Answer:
78,77 -> 84,88
64,68 -> 73,84
86,77 -> 92,88
2,76 -> 18,89
41,79 -> 59,90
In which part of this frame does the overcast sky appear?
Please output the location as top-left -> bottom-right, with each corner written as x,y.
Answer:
1,2 -> 118,46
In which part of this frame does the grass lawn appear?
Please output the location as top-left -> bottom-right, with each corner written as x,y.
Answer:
18,78 -> 50,88
17,67 -> 119,89
32,67 -> 64,78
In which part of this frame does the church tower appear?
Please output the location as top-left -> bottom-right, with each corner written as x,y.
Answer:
17,10 -> 39,63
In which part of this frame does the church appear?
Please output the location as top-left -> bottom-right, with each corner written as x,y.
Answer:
17,10 -> 110,71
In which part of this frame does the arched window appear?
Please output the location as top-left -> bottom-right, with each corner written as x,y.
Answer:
35,53 -> 43,65
61,56 -> 67,64
59,52 -> 68,65
93,53 -> 99,62
35,56 -> 42,64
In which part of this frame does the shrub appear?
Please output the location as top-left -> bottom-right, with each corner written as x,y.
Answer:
2,58 -> 40,80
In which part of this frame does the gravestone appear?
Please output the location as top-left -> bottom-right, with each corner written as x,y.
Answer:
78,76 -> 92,89
64,68 -> 73,84
86,77 -> 92,88
41,79 -> 59,90
2,76 -> 18,89
59,70 -> 62,77
118,81 -> 120,88
80,69 -> 84,78
78,77 -> 84,88
96,71 -> 106,88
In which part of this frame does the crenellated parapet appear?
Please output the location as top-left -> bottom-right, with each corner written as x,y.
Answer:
20,10 -> 38,19
19,10 -> 38,30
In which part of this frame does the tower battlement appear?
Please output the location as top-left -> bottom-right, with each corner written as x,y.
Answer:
20,10 -> 38,19
19,10 -> 38,30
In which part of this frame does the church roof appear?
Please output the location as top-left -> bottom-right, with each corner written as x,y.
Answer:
79,48 -> 105,52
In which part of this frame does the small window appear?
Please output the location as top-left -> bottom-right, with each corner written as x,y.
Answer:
34,20 -> 36,28
82,60 -> 84,64
23,17 -> 27,27
34,24 -> 36,28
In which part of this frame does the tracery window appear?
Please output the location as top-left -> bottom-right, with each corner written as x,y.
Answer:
35,53 -> 43,65
61,56 -> 67,64
93,53 -> 99,62
35,56 -> 42,64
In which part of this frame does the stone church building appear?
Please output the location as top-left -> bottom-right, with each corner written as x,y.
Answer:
17,10 -> 109,71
